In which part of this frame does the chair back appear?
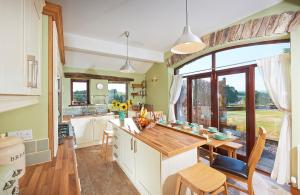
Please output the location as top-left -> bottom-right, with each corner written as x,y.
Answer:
247,127 -> 267,175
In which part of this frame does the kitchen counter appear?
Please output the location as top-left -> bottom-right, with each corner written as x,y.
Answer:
110,118 -> 208,157
62,112 -> 115,123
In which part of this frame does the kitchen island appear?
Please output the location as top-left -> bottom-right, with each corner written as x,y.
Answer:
110,118 -> 208,195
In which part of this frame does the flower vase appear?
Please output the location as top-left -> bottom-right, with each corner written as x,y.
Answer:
119,111 -> 126,121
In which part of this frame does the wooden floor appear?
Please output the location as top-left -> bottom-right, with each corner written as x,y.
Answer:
75,145 -> 139,195
19,137 -> 80,195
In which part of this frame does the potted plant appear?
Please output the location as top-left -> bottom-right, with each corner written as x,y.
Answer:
112,99 -> 133,121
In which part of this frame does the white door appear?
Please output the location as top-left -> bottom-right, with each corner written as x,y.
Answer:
135,139 -> 161,195
120,130 -> 135,182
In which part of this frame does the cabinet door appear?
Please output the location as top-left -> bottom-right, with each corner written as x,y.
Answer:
135,139 -> 161,195
24,0 -> 42,95
71,118 -> 94,146
120,130 -> 135,182
0,0 -> 25,94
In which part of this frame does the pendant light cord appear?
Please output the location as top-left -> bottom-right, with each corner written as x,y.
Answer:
186,0 -> 188,26
125,31 -> 129,61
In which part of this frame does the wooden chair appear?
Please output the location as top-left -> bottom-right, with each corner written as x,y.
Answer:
211,127 -> 267,195
101,129 -> 113,161
175,162 -> 228,195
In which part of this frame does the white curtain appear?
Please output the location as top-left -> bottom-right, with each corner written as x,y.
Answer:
256,53 -> 291,185
169,75 -> 183,122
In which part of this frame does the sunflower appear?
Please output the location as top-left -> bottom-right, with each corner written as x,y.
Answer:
127,99 -> 133,107
116,102 -> 121,108
112,100 -> 118,108
119,103 -> 128,111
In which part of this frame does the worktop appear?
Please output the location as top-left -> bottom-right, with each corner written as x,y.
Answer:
110,118 -> 208,195
110,118 -> 207,157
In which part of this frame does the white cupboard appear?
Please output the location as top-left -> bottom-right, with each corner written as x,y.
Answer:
112,126 -> 161,195
0,0 -> 44,113
71,115 -> 114,148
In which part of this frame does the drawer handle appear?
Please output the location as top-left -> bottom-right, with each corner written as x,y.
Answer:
3,180 -> 15,190
114,135 -> 118,139
113,153 -> 118,158
114,144 -> 118,149
130,138 -> 133,150
134,140 -> 137,153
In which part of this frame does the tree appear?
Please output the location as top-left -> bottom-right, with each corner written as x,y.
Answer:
224,85 -> 240,104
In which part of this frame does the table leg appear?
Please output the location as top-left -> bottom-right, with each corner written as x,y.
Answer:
209,145 -> 214,165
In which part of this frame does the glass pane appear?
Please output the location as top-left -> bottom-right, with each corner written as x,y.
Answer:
176,78 -> 187,122
108,83 -> 127,103
178,55 -> 212,75
216,43 -> 290,69
72,81 -> 88,105
255,68 -> 283,173
192,78 -> 211,127
218,73 -> 246,156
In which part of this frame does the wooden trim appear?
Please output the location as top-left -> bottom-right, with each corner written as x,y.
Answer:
64,72 -> 135,82
48,16 -> 54,159
43,1 -> 65,64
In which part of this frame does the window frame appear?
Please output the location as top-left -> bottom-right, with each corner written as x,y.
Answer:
174,39 -> 290,173
70,79 -> 90,106
107,82 -> 129,104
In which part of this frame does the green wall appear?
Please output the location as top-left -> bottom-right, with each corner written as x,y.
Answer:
62,66 -> 146,109
0,15 -> 49,140
145,62 -> 172,114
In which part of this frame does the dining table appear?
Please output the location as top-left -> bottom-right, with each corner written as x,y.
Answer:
156,123 -> 239,165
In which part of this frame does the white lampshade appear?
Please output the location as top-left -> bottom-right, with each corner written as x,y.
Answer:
171,25 -> 206,54
120,59 -> 135,73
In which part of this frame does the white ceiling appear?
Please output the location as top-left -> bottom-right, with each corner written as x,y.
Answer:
65,50 -> 153,74
50,0 -> 282,72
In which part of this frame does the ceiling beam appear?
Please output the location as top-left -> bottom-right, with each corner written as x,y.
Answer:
64,33 -> 164,63
64,72 -> 134,82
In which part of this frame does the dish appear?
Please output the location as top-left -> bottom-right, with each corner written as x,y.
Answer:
213,132 -> 228,140
208,127 -> 218,133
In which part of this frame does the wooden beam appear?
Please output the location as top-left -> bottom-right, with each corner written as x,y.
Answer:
43,1 -> 65,64
48,16 -> 54,159
64,72 -> 135,82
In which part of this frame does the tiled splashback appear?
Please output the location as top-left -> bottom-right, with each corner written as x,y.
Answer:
63,104 -> 108,115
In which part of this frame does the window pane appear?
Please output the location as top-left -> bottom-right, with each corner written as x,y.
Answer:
192,77 -> 211,127
216,43 -> 290,69
255,68 -> 283,173
72,81 -> 88,105
176,78 -> 187,122
108,83 -> 127,103
178,55 -> 212,75
218,73 -> 246,156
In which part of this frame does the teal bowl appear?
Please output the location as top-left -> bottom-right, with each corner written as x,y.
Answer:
213,132 -> 228,140
208,127 -> 218,133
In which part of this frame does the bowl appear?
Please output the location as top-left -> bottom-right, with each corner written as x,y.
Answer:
213,132 -> 228,140
208,127 -> 218,133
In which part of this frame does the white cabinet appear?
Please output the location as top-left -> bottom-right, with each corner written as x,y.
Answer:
71,115 -> 114,148
0,0 -> 44,112
113,127 -> 161,195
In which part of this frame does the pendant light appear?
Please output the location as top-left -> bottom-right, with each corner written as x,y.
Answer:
171,0 -> 206,54
120,31 -> 135,73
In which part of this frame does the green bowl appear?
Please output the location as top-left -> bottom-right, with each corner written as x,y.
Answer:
208,127 -> 218,133
213,132 -> 228,140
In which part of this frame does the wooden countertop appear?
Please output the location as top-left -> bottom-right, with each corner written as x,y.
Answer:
110,118 -> 208,157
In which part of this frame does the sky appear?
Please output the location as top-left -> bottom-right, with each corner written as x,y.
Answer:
179,42 -> 290,92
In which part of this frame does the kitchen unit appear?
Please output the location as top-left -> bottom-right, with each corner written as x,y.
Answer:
0,0 -> 44,113
70,114 -> 115,148
110,118 -> 208,195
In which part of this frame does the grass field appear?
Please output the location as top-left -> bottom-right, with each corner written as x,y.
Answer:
227,109 -> 283,141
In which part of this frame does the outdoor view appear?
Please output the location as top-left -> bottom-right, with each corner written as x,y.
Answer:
72,81 -> 88,105
108,83 -> 127,104
176,42 -> 290,173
